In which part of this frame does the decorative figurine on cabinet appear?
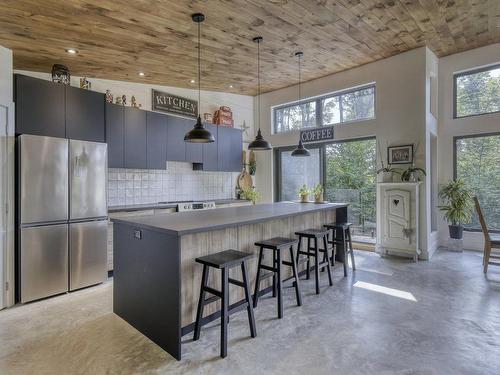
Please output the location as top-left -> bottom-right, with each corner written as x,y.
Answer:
121,95 -> 127,106
105,90 -> 113,103
51,64 -> 71,85
79,77 -> 91,89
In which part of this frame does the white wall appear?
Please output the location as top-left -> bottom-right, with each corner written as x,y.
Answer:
0,45 -> 15,308
254,47 -> 433,258
438,43 -> 500,251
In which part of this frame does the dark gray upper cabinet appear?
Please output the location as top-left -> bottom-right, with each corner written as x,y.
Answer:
202,124 -> 218,171
15,74 -> 66,138
66,85 -> 105,142
185,119 -> 203,163
217,127 -> 243,172
105,103 -> 125,168
166,117 -> 187,162
124,107 -> 147,169
146,111 -> 167,169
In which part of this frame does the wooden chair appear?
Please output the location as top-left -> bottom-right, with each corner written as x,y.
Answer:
474,196 -> 500,273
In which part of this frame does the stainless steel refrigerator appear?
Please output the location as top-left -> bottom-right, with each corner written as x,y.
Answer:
18,134 -> 108,303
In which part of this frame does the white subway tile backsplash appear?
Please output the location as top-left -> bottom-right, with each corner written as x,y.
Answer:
107,162 -> 239,207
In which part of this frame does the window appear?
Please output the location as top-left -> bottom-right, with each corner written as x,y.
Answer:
275,137 -> 377,243
274,102 -> 316,133
277,148 -> 320,201
325,139 -> 377,242
273,84 -> 375,133
454,64 -> 500,118
455,133 -> 500,231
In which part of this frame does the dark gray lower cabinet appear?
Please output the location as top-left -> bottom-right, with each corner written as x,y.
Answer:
15,74 -> 66,138
124,107 -> 147,169
147,111 -> 167,169
66,86 -> 105,142
202,124 -> 218,171
105,103 -> 125,168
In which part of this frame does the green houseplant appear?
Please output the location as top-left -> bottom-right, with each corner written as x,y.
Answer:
438,179 -> 474,239
298,184 -> 310,203
401,166 -> 426,182
241,186 -> 261,205
312,183 -> 324,203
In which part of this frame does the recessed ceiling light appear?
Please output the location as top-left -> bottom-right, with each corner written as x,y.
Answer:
138,72 -> 145,76
190,79 -> 196,84
66,48 -> 78,54
229,85 -> 234,88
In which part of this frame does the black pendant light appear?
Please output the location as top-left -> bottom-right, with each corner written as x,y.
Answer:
248,36 -> 272,151
184,13 -> 215,143
291,52 -> 310,157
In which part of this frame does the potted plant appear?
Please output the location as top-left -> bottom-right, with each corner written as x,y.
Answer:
298,184 -> 310,203
376,141 -> 400,182
438,179 -> 474,240
401,166 -> 426,182
241,186 -> 261,205
377,165 -> 401,182
312,183 -> 324,203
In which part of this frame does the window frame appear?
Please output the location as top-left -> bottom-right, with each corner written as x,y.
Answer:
453,131 -> 500,233
453,63 -> 500,119
272,83 -> 376,134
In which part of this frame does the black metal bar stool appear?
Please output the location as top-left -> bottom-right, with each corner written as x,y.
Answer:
193,249 -> 256,358
324,222 -> 356,277
253,237 -> 302,318
295,229 -> 333,294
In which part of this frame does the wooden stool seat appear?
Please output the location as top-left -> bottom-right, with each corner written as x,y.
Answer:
294,228 -> 329,238
194,250 -> 256,358
255,237 -> 298,249
324,222 -> 352,230
295,229 -> 333,294
196,249 -> 253,269
253,237 -> 302,318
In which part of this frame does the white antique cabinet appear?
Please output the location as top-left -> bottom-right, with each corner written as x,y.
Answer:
376,182 -> 421,261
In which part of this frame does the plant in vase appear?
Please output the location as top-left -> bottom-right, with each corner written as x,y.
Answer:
377,165 -> 401,182
376,140 -> 401,182
312,183 -> 324,203
241,186 -> 261,205
401,166 -> 426,182
298,185 -> 310,203
438,179 -> 474,240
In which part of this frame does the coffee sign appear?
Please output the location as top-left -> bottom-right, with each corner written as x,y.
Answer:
300,126 -> 334,143
152,89 -> 198,118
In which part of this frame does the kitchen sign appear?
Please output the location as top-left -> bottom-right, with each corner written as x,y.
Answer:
300,126 -> 334,143
152,89 -> 198,118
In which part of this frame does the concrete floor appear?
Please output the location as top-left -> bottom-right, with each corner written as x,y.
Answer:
1,249 -> 500,375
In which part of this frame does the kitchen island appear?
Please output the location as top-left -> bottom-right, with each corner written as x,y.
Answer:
112,202 -> 348,360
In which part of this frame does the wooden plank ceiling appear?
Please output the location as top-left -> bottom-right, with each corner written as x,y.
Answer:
0,0 -> 498,95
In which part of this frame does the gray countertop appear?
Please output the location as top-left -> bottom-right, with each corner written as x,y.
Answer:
108,199 -> 250,213
111,201 -> 348,236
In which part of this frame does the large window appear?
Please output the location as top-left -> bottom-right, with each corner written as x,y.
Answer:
325,139 -> 377,241
276,138 -> 377,243
454,64 -> 500,118
455,133 -> 500,231
274,84 -> 375,133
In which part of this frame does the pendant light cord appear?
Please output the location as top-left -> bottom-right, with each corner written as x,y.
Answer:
198,20 -> 201,118
298,53 -> 302,125
257,39 -> 261,132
